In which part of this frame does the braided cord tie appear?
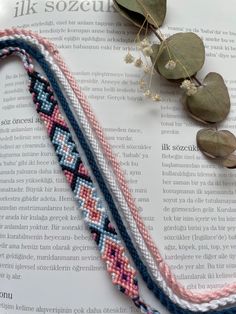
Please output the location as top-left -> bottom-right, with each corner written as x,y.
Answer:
2,40 -> 236,314
0,28 -> 233,306
0,46 -> 160,314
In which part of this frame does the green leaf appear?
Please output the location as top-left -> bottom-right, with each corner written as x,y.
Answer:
113,1 -> 144,27
152,32 -> 205,80
137,0 -> 167,27
186,72 -> 230,123
114,0 -> 166,28
150,44 -> 161,75
151,44 -> 160,58
115,0 -> 143,14
197,129 -> 236,159
222,154 -> 236,169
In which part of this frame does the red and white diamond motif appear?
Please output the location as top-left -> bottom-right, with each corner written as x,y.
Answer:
102,238 -> 138,298
78,183 -> 102,224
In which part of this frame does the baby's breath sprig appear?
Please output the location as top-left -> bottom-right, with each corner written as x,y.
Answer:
116,0 -> 236,168
134,57 -> 143,68
124,51 -> 135,64
139,79 -> 147,90
123,33 -> 160,102
165,60 -> 176,70
180,79 -> 198,96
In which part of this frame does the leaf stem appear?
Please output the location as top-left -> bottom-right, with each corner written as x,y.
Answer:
149,24 -> 163,42
193,75 -> 202,86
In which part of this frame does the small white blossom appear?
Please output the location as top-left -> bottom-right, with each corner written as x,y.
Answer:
180,79 -> 198,96
134,57 -> 143,68
186,86 -> 197,96
143,46 -> 154,57
138,38 -> 151,50
139,79 -> 146,89
143,65 -> 151,74
152,94 -> 161,101
180,79 -> 192,89
165,60 -> 176,70
124,52 -> 135,64
144,89 -> 151,97
137,38 -> 154,57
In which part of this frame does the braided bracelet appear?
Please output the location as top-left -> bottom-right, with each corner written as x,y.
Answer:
1,39 -> 175,314
4,27 -> 236,307
0,46 -> 161,314
1,28 -> 235,306
3,33 -> 236,313
0,38 -> 234,314
1,40 -> 234,313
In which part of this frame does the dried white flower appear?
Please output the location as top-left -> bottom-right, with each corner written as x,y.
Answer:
186,86 -> 198,96
144,89 -> 151,97
138,38 -> 151,50
143,46 -> 154,57
124,52 -> 135,64
139,79 -> 146,89
143,65 -> 151,74
134,57 -> 143,68
152,94 -> 161,101
180,79 -> 198,96
165,60 -> 176,70
180,79 -> 191,89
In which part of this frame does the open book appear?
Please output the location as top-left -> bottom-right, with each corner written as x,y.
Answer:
0,0 -> 236,313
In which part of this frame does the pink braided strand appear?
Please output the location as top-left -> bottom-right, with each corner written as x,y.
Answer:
2,28 -> 235,304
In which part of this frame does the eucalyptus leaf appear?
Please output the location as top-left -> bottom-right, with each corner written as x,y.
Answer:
151,44 -> 160,60
222,154 -> 236,169
114,0 -> 166,28
137,0 -> 167,28
197,129 -> 236,159
115,0 -> 143,15
185,72 -> 230,123
113,1 -> 144,27
152,32 -> 205,80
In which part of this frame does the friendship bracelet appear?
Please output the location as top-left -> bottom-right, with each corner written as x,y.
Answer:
0,28 -> 169,286
3,33 -> 236,312
1,29 -> 234,306
0,39 -> 174,314
0,41 -> 234,313
0,37 -> 234,314
0,46 -> 161,314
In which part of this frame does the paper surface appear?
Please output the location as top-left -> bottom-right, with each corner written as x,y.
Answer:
0,0 -> 236,312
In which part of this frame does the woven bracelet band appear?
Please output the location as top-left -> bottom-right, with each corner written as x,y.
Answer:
0,46 -> 161,314
1,40 -> 235,314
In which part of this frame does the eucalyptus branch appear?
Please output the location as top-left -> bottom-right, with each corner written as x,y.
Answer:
192,75 -> 202,87
114,0 -> 236,168
149,24 -> 163,42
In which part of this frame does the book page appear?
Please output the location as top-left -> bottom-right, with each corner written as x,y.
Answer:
0,0 -> 236,313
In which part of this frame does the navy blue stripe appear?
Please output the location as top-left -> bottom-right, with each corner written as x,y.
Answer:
0,39 -> 233,314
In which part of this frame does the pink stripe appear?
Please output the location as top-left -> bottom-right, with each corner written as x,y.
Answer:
2,27 -> 235,303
